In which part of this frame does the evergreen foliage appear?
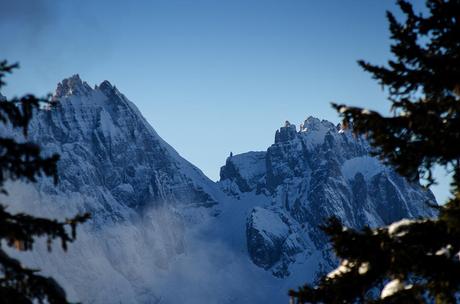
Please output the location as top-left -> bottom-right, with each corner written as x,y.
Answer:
0,61 -> 89,303
290,0 -> 460,303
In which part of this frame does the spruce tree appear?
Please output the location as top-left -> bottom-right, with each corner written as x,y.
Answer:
290,0 -> 460,303
0,61 -> 89,303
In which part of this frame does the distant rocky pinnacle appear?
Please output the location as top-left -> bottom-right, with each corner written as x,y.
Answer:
219,116 -> 436,277
54,74 -> 92,98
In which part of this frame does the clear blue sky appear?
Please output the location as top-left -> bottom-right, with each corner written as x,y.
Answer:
0,0 -> 450,202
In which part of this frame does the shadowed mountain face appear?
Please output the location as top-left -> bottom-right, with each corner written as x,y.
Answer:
3,76 -> 436,303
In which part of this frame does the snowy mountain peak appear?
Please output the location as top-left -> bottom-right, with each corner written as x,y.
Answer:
300,116 -> 335,133
54,74 -> 92,98
33,76 -> 221,213
274,117 -> 338,146
220,115 -> 436,277
96,80 -> 117,95
98,79 -> 113,89
298,117 -> 338,149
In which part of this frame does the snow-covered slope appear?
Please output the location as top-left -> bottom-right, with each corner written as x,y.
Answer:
2,77 -> 436,303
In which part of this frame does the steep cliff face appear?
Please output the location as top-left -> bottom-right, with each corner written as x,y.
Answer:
219,118 -> 436,277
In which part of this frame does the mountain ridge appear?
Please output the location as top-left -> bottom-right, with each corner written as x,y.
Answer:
2,75 -> 437,303
219,113 -> 436,277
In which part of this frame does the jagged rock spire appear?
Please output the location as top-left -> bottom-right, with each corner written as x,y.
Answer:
54,74 -> 92,98
275,120 -> 297,143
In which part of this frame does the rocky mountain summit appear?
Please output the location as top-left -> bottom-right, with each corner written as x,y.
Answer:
219,118 -> 436,277
34,74 -> 221,211
2,76 -> 436,303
